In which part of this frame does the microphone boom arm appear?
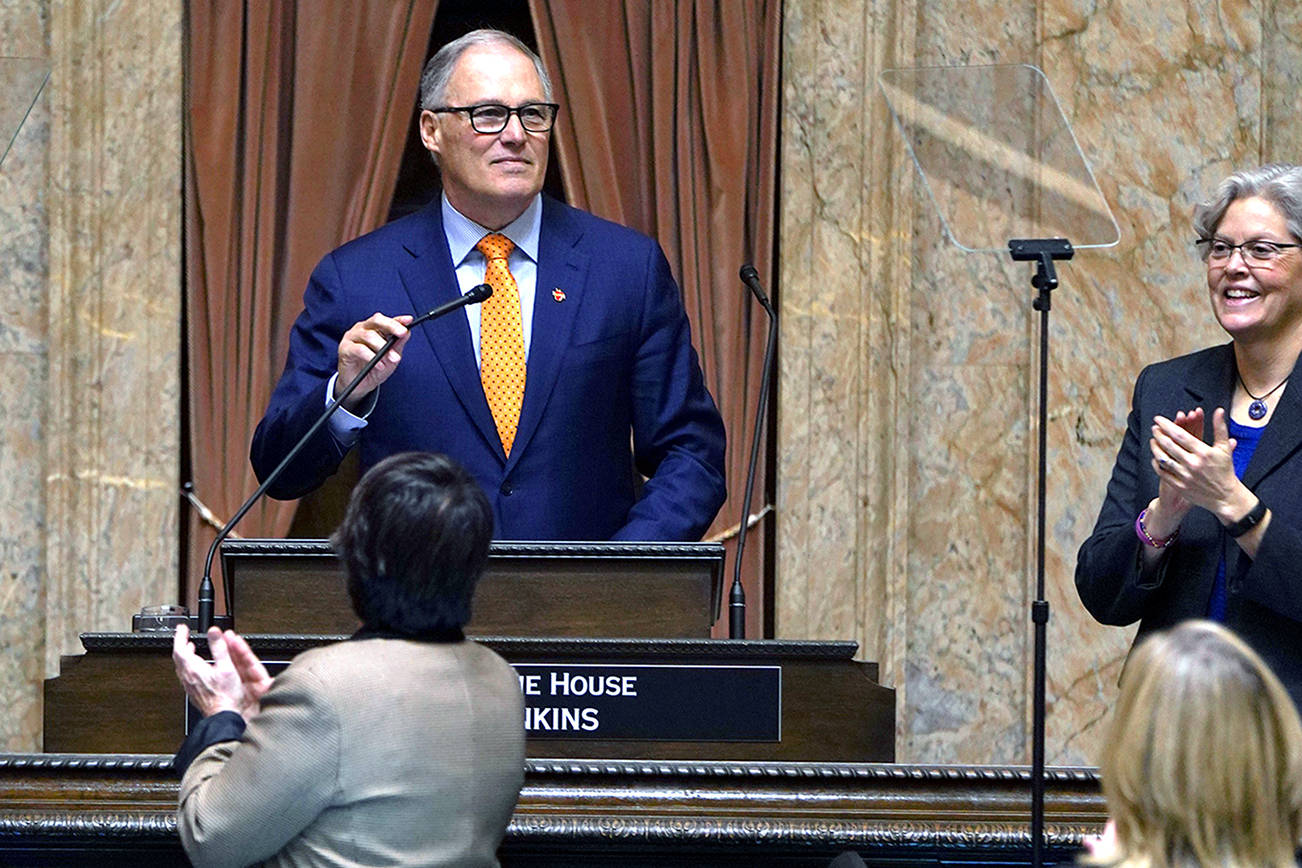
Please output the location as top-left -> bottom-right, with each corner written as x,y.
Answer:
731,265 -> 777,639
196,285 -> 493,631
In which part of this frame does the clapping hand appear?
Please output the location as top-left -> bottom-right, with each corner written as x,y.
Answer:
1142,408 -> 1208,539
173,624 -> 274,721
1151,407 -> 1242,517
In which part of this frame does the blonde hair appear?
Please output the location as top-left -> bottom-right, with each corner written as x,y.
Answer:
1088,621 -> 1302,867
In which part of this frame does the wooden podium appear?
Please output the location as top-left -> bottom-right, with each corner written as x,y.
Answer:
44,633 -> 894,761
222,539 -> 724,637
45,539 -> 896,762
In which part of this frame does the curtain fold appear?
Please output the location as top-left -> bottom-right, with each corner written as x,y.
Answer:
530,0 -> 782,637
184,0 -> 439,609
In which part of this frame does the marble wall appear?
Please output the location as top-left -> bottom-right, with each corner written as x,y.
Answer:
777,0 -> 1302,764
0,3 -> 51,752
0,0 -> 181,751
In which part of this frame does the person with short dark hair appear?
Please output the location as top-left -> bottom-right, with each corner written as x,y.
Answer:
172,452 -> 524,868
334,449 -> 492,635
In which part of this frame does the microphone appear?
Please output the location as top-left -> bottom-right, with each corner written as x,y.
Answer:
196,284 -> 494,631
730,264 -> 777,639
411,282 -> 492,326
740,264 -> 775,316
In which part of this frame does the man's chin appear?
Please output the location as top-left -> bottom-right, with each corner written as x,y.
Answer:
486,177 -> 545,204
490,167 -> 543,187
447,182 -> 544,228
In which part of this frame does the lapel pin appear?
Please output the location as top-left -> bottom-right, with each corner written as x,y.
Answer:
552,288 -> 566,303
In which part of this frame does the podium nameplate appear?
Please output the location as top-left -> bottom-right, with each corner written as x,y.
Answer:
516,663 -> 781,741
185,659 -> 782,744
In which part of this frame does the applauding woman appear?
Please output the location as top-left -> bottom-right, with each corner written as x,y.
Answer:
1076,164 -> 1302,709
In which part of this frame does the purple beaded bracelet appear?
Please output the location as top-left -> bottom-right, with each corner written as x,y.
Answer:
1135,508 -> 1178,548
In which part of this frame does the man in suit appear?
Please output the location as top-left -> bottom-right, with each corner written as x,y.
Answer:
172,452 -> 525,868
250,29 -> 727,541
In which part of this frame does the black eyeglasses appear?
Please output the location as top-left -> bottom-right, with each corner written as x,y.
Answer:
428,102 -> 560,134
1195,237 -> 1302,267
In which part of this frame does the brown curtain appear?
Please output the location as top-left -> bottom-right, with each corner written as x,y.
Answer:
530,1 -> 782,637
184,0 -> 439,609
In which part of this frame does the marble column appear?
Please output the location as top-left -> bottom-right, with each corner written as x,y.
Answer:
44,0 -> 183,676
0,2 -> 51,751
0,0 -> 182,750
777,0 -> 917,751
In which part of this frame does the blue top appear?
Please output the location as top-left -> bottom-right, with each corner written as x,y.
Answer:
1208,417 -> 1265,620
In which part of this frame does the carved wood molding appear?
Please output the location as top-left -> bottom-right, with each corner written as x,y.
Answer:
0,753 -> 1104,853
505,815 -> 1096,848
522,757 -> 1096,783
0,812 -> 176,838
0,754 -> 173,772
221,539 -> 726,561
79,632 -> 861,661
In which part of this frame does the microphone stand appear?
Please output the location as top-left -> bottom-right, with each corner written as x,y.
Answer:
731,264 -> 777,639
197,285 -> 493,631
1008,238 -> 1072,868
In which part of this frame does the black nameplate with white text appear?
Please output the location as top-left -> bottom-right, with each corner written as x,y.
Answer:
185,660 -> 782,743
512,663 -> 781,741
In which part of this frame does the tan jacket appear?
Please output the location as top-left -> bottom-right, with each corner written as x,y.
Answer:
178,638 -> 525,868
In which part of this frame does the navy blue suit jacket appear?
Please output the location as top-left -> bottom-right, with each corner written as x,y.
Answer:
251,196 -> 727,541
1076,343 -> 1302,708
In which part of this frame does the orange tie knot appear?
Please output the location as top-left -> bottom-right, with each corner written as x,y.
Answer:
476,233 -> 515,262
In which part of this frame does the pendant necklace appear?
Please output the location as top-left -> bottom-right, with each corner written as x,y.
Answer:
1239,373 -> 1289,421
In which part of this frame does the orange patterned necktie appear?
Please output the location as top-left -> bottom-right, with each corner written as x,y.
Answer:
476,233 -> 526,456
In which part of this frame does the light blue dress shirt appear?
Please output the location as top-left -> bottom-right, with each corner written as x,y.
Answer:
327,193 -> 543,443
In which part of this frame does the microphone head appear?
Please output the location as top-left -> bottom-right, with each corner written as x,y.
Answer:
738,263 -> 774,317
467,283 -> 493,303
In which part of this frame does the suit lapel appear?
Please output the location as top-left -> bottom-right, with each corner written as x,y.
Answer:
508,199 -> 588,470
1243,351 -> 1302,489
1181,342 -> 1302,488
1181,342 -> 1235,438
397,203 -> 502,456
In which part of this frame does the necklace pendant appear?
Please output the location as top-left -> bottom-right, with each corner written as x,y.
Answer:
1249,399 -> 1268,421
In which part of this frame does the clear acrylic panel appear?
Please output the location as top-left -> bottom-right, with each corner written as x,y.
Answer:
0,57 -> 49,169
878,64 -> 1118,252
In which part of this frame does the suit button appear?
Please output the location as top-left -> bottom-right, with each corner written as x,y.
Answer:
500,483 -> 514,496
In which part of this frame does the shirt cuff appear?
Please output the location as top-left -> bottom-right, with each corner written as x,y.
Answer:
325,371 -> 373,447
173,710 -> 246,775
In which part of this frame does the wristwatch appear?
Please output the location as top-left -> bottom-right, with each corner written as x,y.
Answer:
1226,498 -> 1267,538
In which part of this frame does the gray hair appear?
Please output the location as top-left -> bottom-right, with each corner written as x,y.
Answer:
1193,163 -> 1302,244
419,29 -> 554,111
